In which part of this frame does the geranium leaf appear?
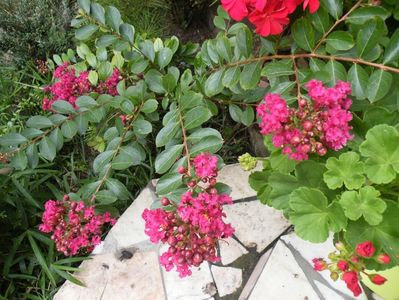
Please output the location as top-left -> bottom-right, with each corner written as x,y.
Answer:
345,201 -> 399,270
289,187 -> 347,243
359,125 -> 399,184
323,152 -> 365,190
340,186 -> 386,226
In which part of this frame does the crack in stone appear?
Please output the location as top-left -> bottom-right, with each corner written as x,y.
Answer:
281,239 -> 356,300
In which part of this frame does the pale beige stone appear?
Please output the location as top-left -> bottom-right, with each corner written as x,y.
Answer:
219,237 -> 248,265
211,265 -> 242,297
54,250 -> 165,300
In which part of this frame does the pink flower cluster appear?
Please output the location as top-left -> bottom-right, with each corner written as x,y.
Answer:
221,0 -> 319,37
39,196 -> 116,256
313,241 -> 390,297
42,63 -> 121,111
256,80 -> 353,160
142,154 -> 234,277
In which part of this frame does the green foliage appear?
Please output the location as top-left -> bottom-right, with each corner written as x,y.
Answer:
0,0 -> 76,67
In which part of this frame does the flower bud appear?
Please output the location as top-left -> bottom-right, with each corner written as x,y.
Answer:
376,253 -> 391,264
238,153 -> 257,171
337,260 -> 349,271
330,272 -> 339,281
370,274 -> 387,285
161,197 -> 170,206
177,166 -> 186,174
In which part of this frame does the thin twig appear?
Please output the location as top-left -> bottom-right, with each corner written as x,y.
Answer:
313,0 -> 364,52
178,110 -> 192,176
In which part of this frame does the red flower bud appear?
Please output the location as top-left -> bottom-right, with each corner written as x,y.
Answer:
370,274 -> 387,285
187,181 -> 197,188
376,253 -> 391,264
355,241 -> 376,258
161,197 -> 170,206
312,258 -> 327,271
337,260 -> 349,271
302,120 -> 313,131
177,166 -> 186,174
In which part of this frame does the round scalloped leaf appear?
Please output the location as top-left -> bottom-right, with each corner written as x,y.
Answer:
345,200 -> 399,271
289,187 -> 347,243
323,152 -> 365,190
339,186 -> 386,226
359,125 -> 399,184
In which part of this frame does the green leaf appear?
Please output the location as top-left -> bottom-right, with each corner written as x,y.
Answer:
61,120 -> 78,139
133,119 -> 152,135
119,23 -> 135,44
384,28 -> 399,64
52,267 -> 85,287
75,114 -> 89,134
145,69 -> 165,94
112,146 -> 142,170
321,0 -> 343,20
348,64 -> 368,100
106,178 -> 130,200
96,35 -> 117,48
155,144 -> 184,174
27,116 -> 53,129
88,70 -> 98,85
162,73 -> 177,93
156,119 -> 180,147
51,100 -> 75,114
326,31 -> 354,51
188,128 -> 222,143
216,36 -> 232,62
309,7 -> 331,34
96,190 -> 118,205
105,6 -> 121,32
249,170 -> 272,205
157,48 -> 173,69
39,137 -> 56,161
268,161 -> 334,212
179,92 -> 203,110
239,62 -> 262,90
142,99 -> 158,113
27,233 -> 56,285
323,60 -> 346,85
205,69 -> 224,97
228,104 -> 242,123
366,69 -> 392,103
91,3 -> 105,24
0,133 -> 27,146
131,57 -> 149,74
75,25 -> 98,40
222,67 -> 240,88
292,18 -> 315,51
78,0 -> 90,13
241,107 -> 254,126
356,19 -> 384,58
22,128 -> 43,139
140,40 -> 155,62
26,144 -> 39,168
156,173 -> 183,195
289,187 -> 347,243
270,151 -> 296,174
11,151 -> 28,170
262,60 -> 294,78
190,136 -> 223,156
213,15 -> 226,30
184,107 -> 212,130
345,201 -> 399,269
340,186 -> 386,226
236,27 -> 253,57
49,127 -> 64,151
359,125 -> 399,184
93,150 -> 113,174
323,152 -> 365,190
347,6 -> 390,25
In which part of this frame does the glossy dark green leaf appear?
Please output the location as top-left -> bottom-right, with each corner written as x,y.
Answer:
133,119 -> 152,135
27,116 -> 53,129
106,178 -> 130,200
326,31 -> 354,51
39,137 -> 56,161
155,144 -> 184,174
61,120 -> 78,139
348,64 -> 368,100
321,0 -> 343,20
383,29 -> 399,64
184,107 -> 212,130
347,6 -> 390,25
119,23 -> 135,44
105,6 -> 121,32
75,25 -> 98,40
292,18 -> 315,51
240,62 -> 262,90
366,69 -> 392,103
0,133 -> 27,146
157,48 -> 173,69
356,19 -> 384,58
190,136 -> 223,156
222,67 -> 240,88
205,69 -> 224,97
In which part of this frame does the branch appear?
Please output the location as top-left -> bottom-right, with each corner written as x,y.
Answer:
313,0 -> 364,52
178,109 -> 192,176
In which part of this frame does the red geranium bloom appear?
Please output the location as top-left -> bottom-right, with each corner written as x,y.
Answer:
370,274 -> 387,285
285,0 -> 303,13
221,0 -> 249,21
303,0 -> 320,13
356,241 -> 376,258
248,0 -> 290,36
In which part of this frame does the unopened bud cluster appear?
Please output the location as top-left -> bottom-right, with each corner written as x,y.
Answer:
313,240 -> 390,297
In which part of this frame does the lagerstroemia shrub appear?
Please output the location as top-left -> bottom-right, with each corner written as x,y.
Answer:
1,0 -> 399,296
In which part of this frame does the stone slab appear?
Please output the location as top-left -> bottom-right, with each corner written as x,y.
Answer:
218,237 -> 248,265
54,250 -> 165,300
211,265 -> 242,297
99,187 -> 156,253
223,201 -> 290,252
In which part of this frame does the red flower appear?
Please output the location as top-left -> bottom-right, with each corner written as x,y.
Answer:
248,0 -> 290,36
312,258 -> 327,271
303,0 -> 320,13
285,0 -> 303,13
221,0 -> 249,21
337,260 -> 349,271
370,274 -> 387,285
342,271 -> 362,297
356,241 -> 376,257
377,253 -> 391,264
